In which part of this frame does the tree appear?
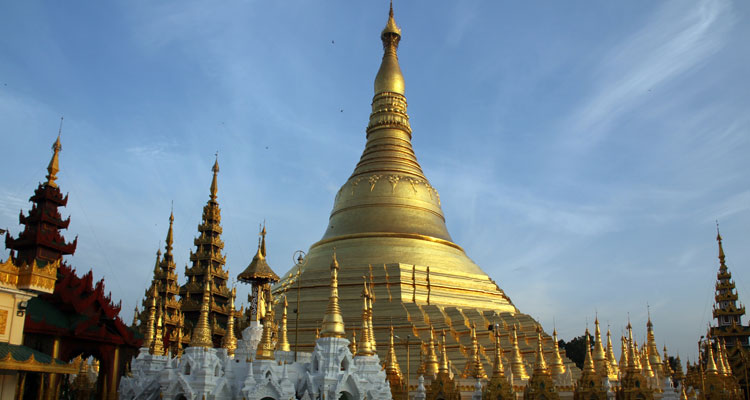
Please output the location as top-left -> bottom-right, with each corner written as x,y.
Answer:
559,333 -> 593,370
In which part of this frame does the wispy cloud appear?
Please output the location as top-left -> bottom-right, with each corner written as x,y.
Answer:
563,0 -> 733,151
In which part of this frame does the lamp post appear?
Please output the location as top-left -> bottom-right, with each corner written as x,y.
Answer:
292,251 -> 306,362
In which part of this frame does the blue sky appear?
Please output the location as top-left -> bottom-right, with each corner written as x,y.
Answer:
2,1 -> 749,362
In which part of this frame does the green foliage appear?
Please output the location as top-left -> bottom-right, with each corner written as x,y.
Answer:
559,333 -> 593,370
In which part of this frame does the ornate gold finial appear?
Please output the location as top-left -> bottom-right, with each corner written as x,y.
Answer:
357,277 -> 375,356
593,317 -> 609,376
190,280 -> 214,348
424,325 -> 440,377
151,300 -> 165,356
210,153 -> 219,202
510,325 -> 529,380
45,118 -> 63,188
350,330 -> 358,355
367,276 -> 377,351
222,287 -> 238,356
374,2 -> 405,95
278,295 -> 291,352
165,211 -> 174,255
465,323 -> 487,379
492,328 -> 505,376
716,222 -> 727,268
143,295 -> 156,350
260,222 -> 267,257
385,325 -> 404,385
705,340 -> 719,374
320,250 -> 346,338
583,329 -> 596,374
439,329 -> 450,374
256,291 -> 277,360
606,328 -> 619,378
549,328 -> 566,376
533,326 -> 549,375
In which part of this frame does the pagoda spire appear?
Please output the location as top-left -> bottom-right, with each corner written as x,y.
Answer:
45,118 -> 64,188
439,330 -> 450,374
256,291 -> 277,360
533,327 -> 549,375
143,295 -> 157,350
189,280 -> 213,348
151,300 -> 165,355
424,326 -> 440,377
165,210 -> 174,256
645,314 -> 663,375
260,223 -> 267,258
356,278 -> 375,356
366,275 -> 377,351
626,323 -> 641,373
349,330 -> 357,355
385,325 -> 404,394
593,317 -> 609,376
705,340 -> 719,375
583,329 -> 596,374
221,287 -> 237,356
464,323 -> 487,379
278,295 -> 291,352
606,328 -> 619,378
619,335 -> 629,373
549,328 -> 566,376
510,325 -> 529,380
492,329 -> 505,376
320,251 -> 346,338
209,154 -> 219,202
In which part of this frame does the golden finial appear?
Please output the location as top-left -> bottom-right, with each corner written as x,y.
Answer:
260,222 -> 267,258
45,118 -> 63,188
583,329 -> 596,374
705,341 -> 718,374
716,221 -> 727,267
256,291 -> 277,359
626,323 -> 640,372
357,277 -> 375,356
619,335 -> 629,372
165,210 -> 174,256
385,325 -> 404,381
143,295 -> 156,350
593,317 -> 609,376
151,300 -> 165,355
278,295 -> 291,352
189,280 -> 214,348
606,328 -> 619,377
550,328 -> 566,376
131,306 -> 139,327
439,329 -> 450,374
465,323 -> 487,379
424,325 -> 440,376
510,324 -> 529,380
320,250 -> 346,338
533,326 -> 548,375
350,330 -> 358,354
222,287 -> 238,356
374,2 -> 405,95
492,328 -> 505,376
210,153 -> 219,202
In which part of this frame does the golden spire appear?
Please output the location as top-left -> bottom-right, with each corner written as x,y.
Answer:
260,223 -> 267,257
189,279 -> 213,348
424,326 -> 440,376
439,329 -> 450,374
492,329 -> 505,377
606,328 -> 619,377
165,210 -> 174,256
721,339 -> 733,375
533,326 -> 549,375
132,306 -> 139,327
350,330 -> 357,354
717,223 -> 726,267
256,292 -> 276,359
465,323 -> 487,379
619,335 -> 629,372
593,317 -> 608,376
626,323 -> 640,372
662,345 -> 673,376
705,340 -> 718,375
210,154 -> 219,202
583,329 -> 596,374
510,325 -> 529,380
175,310 -> 184,357
320,251 -> 346,338
374,3 -> 404,95
45,119 -> 63,188
143,295 -> 156,350
151,300 -> 165,355
278,295 -> 291,352
153,248 -> 162,275
221,287 -> 238,356
715,340 -> 727,375
367,275 -> 377,351
356,278 -> 374,356
385,326 -> 404,381
642,343 -> 654,377
549,328 -> 566,376
645,314 -> 662,374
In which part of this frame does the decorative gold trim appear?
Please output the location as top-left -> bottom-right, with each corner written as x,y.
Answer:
311,232 -> 464,252
0,353 -> 77,374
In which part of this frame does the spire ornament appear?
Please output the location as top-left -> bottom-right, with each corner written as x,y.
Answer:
189,280 -> 214,348
550,329 -> 566,376
278,295 -> 291,352
320,251 -> 346,338
221,287 -> 238,356
356,279 -> 375,356
45,119 -> 63,188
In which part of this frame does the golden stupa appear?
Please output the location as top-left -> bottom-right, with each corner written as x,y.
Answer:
274,5 -> 571,381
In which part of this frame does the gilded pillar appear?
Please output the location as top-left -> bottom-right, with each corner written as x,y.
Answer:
108,346 -> 120,400
43,337 -> 61,400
